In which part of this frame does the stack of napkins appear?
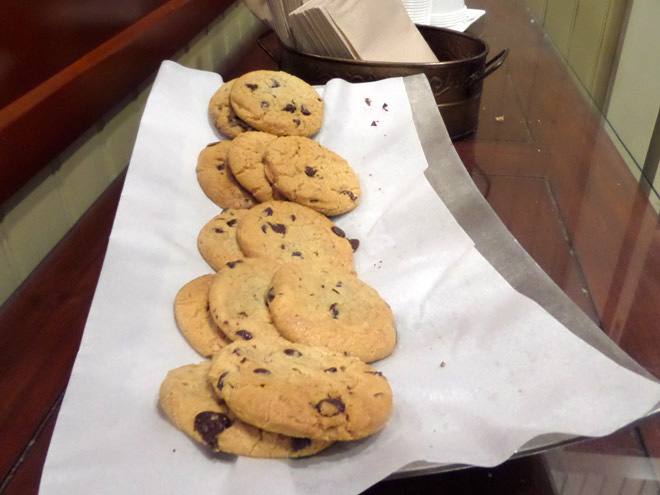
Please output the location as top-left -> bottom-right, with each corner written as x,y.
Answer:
244,0 -> 439,63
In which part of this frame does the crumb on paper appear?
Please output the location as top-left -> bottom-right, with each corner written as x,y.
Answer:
371,121 -> 378,127
382,103 -> 389,111
440,361 -> 446,367
495,115 -> 504,122
365,98 -> 372,106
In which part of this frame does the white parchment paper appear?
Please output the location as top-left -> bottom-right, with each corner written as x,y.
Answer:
40,61 -> 660,495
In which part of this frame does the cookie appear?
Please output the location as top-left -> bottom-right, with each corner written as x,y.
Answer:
227,131 -> 282,202
264,136 -> 361,216
208,257 -> 283,342
158,361 -> 332,457
236,201 -> 355,272
197,209 -> 248,271
196,141 -> 257,210
208,340 -> 393,441
267,262 -> 396,362
229,70 -> 324,137
174,274 -> 231,357
208,79 -> 255,138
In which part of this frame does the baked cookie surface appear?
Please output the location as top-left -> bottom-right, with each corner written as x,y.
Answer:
174,274 -> 231,357
208,340 -> 393,441
229,70 -> 323,137
227,131 -> 281,203
197,209 -> 247,271
208,257 -> 283,342
268,262 -> 396,362
208,79 -> 255,138
264,136 -> 361,216
236,201 -> 355,272
196,140 -> 257,209
158,361 -> 331,457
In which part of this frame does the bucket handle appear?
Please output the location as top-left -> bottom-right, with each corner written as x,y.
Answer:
258,32 -> 282,66
469,48 -> 508,86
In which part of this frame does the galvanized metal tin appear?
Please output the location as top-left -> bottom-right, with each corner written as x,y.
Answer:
261,26 -> 507,140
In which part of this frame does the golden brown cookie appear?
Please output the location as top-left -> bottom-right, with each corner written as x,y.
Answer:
197,209 -> 248,271
227,131 -> 282,202
229,70 -> 324,137
208,257 -> 284,342
267,261 -> 396,362
174,274 -> 231,357
208,79 -> 255,138
264,136 -> 361,216
236,201 -> 356,272
208,340 -> 393,441
196,141 -> 257,209
159,361 -> 332,457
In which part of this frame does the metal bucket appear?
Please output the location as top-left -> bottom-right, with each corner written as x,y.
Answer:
259,26 -> 507,140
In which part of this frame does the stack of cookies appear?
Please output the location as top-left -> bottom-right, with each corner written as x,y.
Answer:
159,70 -> 396,459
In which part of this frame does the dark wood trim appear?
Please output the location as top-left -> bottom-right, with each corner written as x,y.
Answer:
0,0 -> 235,206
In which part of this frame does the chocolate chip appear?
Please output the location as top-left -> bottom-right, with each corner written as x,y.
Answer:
194,411 -> 233,449
226,260 -> 244,268
235,330 -> 253,340
238,311 -> 248,317
332,288 -> 340,294
263,207 -> 274,216
283,103 -> 296,113
267,287 -> 275,302
217,371 -> 229,391
314,397 -> 345,417
291,251 -> 302,257
329,303 -> 339,319
226,219 -> 237,227
261,225 -> 268,233
365,98 -> 372,106
324,367 -> 337,373
305,166 -> 316,177
269,222 -> 287,234
365,371 -> 383,376
340,190 -> 357,201
331,226 -> 346,238
240,357 -> 247,364
349,239 -> 359,251
309,199 -> 319,203
293,119 -> 301,126
214,228 -> 224,233
217,164 -> 225,171
301,105 -> 311,116
270,79 -> 280,88
336,281 -> 342,287
291,215 -> 296,221
280,244 -> 285,249
291,437 -> 312,452
284,348 -> 302,357
231,349 -> 241,356
371,121 -> 378,127
253,368 -> 270,374
246,83 -> 258,91
261,101 -> 270,108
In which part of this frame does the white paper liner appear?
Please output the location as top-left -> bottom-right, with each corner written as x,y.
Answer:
39,61 -> 660,495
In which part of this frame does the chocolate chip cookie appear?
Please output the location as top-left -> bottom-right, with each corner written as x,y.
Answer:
229,70 -> 324,137
208,79 -> 255,138
268,261 -> 396,362
208,257 -> 283,342
159,361 -> 332,457
208,340 -> 393,441
236,201 -> 355,272
174,274 -> 231,357
227,131 -> 282,202
197,209 -> 247,271
264,136 -> 361,216
196,140 -> 257,209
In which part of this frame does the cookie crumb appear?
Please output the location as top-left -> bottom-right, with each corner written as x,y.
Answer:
440,361 -> 446,367
382,103 -> 388,111
371,121 -> 378,127
365,98 -> 372,106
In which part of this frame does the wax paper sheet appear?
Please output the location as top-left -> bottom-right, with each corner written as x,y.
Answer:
40,61 -> 660,495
